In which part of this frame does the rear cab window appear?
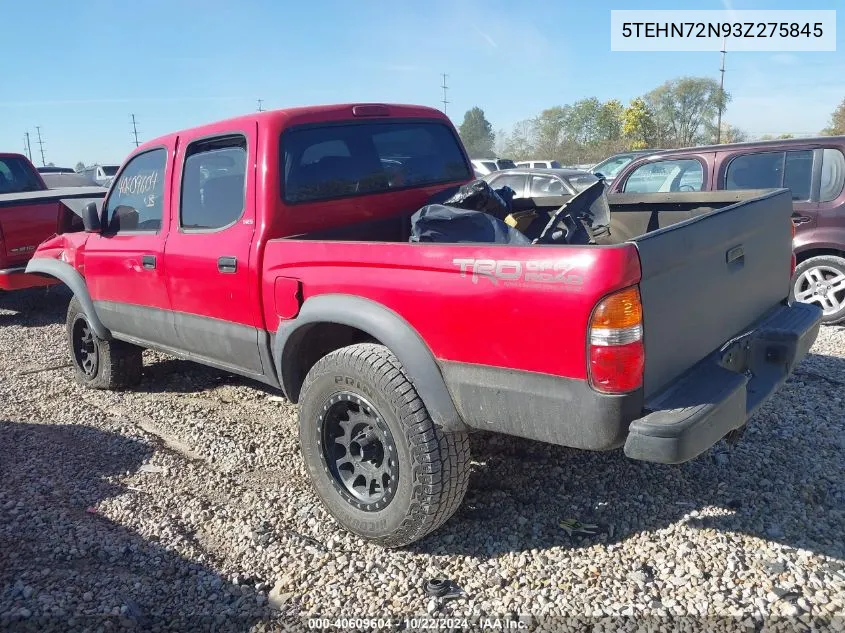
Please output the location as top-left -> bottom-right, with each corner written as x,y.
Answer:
0,156 -> 43,194
282,120 -> 470,203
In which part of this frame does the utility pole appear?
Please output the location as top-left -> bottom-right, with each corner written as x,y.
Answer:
24,132 -> 33,162
257,99 -> 265,112
35,126 -> 46,167
131,114 -> 140,147
716,36 -> 727,144
440,73 -> 449,114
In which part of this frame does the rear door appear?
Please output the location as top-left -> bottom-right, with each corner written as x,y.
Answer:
163,127 -> 262,375
84,147 -> 177,347
633,189 -> 795,397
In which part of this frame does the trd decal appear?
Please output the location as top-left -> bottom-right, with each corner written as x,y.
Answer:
9,245 -> 35,254
452,258 -> 585,286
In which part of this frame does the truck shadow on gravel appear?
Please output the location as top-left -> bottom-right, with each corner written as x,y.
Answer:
0,420 -> 275,632
416,352 -> 845,563
136,358 -> 280,397
0,286 -> 71,328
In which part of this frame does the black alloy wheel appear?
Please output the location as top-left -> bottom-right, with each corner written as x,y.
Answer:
317,392 -> 400,512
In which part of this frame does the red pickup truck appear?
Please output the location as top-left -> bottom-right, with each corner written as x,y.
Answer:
0,152 -> 106,291
26,104 -> 821,547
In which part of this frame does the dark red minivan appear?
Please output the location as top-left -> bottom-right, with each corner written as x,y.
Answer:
608,137 -> 845,324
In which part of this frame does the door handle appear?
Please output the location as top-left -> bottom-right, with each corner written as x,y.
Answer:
791,214 -> 812,225
218,256 -> 237,273
142,255 -> 156,270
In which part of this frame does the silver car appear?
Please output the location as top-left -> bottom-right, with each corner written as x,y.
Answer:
483,167 -> 600,198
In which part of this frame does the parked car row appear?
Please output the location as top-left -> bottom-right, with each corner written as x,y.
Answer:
470,158 -> 517,176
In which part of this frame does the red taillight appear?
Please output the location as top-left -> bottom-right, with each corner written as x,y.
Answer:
588,286 -> 644,394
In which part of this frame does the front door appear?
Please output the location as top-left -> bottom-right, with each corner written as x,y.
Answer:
164,127 -> 262,375
84,147 -> 178,347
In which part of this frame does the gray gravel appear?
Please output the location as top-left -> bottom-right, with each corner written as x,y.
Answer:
1,286 -> 844,632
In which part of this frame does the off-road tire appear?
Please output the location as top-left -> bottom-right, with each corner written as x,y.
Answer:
298,343 -> 470,547
790,255 -> 845,325
66,296 -> 143,389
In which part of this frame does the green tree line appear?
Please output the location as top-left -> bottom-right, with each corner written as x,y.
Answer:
458,75 -> 835,166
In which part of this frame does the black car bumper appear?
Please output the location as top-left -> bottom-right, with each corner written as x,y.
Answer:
624,302 -> 822,464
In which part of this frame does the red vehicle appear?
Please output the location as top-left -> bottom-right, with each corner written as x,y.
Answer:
0,152 -> 106,291
26,104 -> 821,546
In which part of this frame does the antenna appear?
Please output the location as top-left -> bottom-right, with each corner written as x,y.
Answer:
35,126 -> 46,167
257,99 -> 265,112
440,73 -> 449,114
24,132 -> 33,162
131,114 -> 140,147
716,36 -> 727,144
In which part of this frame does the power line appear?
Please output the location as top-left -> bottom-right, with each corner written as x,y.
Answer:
131,114 -> 140,147
716,36 -> 727,144
35,126 -> 46,167
24,132 -> 33,162
440,73 -> 449,114
257,99 -> 265,112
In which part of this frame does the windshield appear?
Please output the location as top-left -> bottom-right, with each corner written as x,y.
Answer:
102,166 -> 119,176
592,154 -> 637,178
566,173 -> 600,193
496,159 -> 516,169
481,161 -> 498,172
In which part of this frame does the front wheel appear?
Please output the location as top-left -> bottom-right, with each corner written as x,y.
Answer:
298,343 -> 470,547
790,255 -> 845,325
66,297 -> 143,389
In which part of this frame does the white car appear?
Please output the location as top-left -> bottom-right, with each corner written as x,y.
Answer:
470,158 -> 516,176
515,160 -> 562,169
79,164 -> 120,187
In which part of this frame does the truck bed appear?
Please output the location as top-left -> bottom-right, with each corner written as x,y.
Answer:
264,188 -> 796,447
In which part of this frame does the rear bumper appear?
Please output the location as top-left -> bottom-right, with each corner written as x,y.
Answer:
624,302 -> 822,464
0,267 -> 58,291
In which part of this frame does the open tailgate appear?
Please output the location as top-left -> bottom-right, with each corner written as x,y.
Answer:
633,188 -> 795,398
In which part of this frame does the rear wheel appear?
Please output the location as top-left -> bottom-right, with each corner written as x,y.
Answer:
66,297 -> 143,389
790,255 -> 845,325
298,343 -> 470,547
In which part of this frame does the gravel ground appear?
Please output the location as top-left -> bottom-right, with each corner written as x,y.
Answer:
1,286 -> 844,632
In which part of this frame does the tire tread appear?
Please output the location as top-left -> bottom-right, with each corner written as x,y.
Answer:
300,343 -> 470,547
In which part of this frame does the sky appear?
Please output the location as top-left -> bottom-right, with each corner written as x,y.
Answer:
1,0 -> 843,167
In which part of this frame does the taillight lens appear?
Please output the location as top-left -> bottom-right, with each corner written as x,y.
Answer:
588,286 -> 644,393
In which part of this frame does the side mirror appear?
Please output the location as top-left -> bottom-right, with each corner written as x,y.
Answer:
594,172 -> 606,181
82,201 -> 101,233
